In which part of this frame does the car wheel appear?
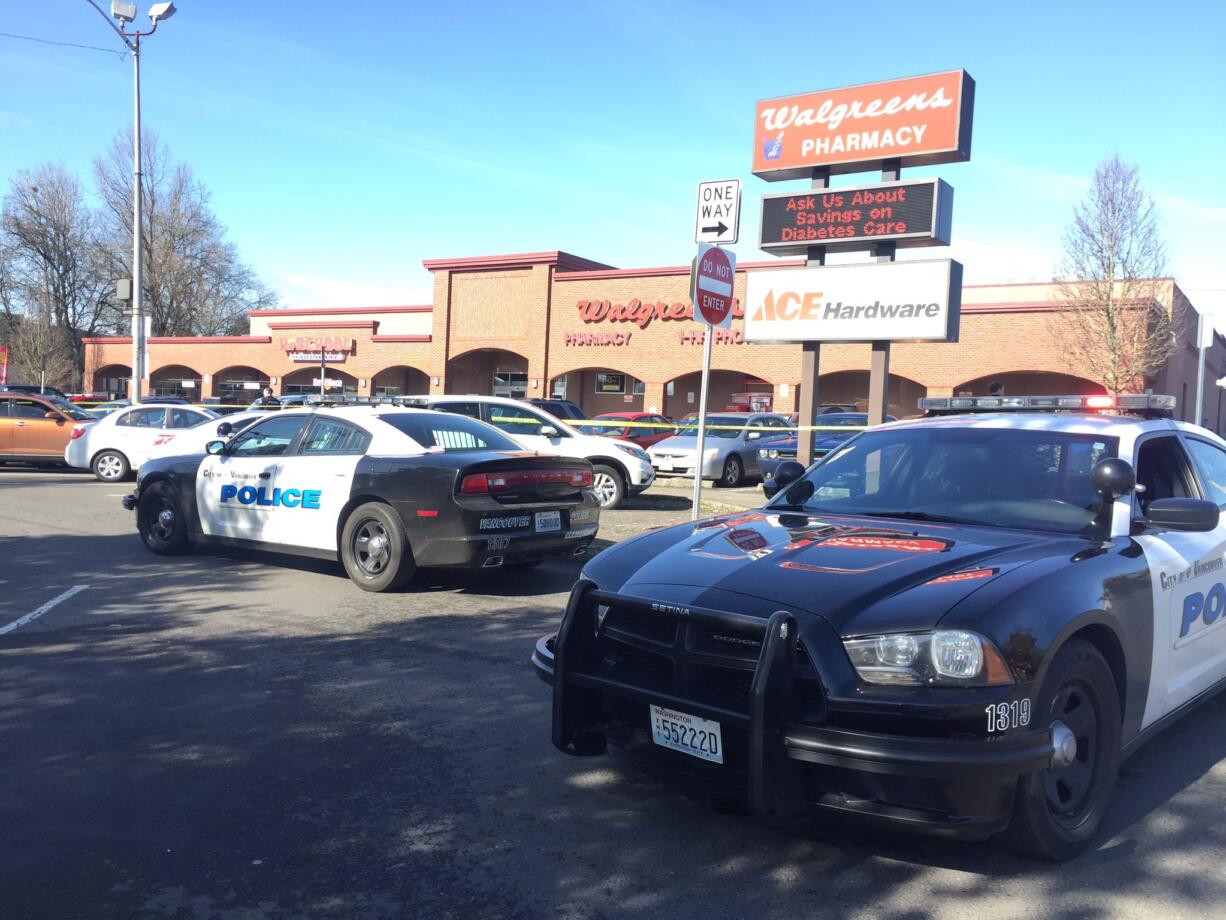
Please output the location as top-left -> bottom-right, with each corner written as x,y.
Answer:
1005,638 -> 1121,860
92,449 -> 130,483
137,481 -> 189,555
719,454 -> 744,488
340,502 -> 415,592
591,464 -> 625,510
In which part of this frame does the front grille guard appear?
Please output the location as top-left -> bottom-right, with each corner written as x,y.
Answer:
551,580 -> 816,822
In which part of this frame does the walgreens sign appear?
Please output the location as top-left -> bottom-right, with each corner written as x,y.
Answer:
743,260 -> 962,343
753,70 -> 975,180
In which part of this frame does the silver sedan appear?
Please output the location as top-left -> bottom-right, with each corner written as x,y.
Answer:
647,412 -> 792,486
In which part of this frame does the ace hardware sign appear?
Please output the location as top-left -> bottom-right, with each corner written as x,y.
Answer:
753,69 -> 975,180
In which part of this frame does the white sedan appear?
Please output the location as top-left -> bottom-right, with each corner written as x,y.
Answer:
65,403 -> 219,482
139,411 -> 267,470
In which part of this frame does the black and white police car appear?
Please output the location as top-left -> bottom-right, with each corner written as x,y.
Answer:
124,403 -> 601,590
534,394 -> 1226,859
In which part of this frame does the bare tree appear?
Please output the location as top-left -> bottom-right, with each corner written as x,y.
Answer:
94,130 -> 277,337
0,165 -> 115,387
1052,155 -> 1176,394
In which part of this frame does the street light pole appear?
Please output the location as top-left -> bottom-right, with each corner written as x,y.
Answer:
86,1 -> 177,404
131,28 -> 143,403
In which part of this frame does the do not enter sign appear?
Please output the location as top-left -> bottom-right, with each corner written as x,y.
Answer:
690,243 -> 736,328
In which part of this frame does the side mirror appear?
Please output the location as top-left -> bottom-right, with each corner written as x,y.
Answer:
217,421 -> 233,437
1091,458 -> 1136,499
763,460 -> 806,499
539,425 -> 560,438
1144,498 -> 1220,532
205,440 -> 226,455
747,430 -> 761,440
44,411 -> 61,420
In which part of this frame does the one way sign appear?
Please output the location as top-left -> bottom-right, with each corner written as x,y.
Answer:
693,178 -> 741,245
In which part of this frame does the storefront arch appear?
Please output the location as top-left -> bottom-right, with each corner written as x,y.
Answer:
371,365 -> 429,397
282,366 -> 358,397
446,348 -> 529,398
953,371 -> 1106,398
662,370 -> 773,420
549,366 -> 644,415
811,370 -> 927,420
149,364 -> 203,400
92,363 -> 131,398
211,365 -> 272,404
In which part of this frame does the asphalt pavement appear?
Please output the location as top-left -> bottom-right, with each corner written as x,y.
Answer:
3,466 -> 1226,919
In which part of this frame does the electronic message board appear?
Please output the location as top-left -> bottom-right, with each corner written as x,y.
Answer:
758,178 -> 952,255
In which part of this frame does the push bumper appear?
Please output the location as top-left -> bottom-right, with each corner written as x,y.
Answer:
535,589 -> 1057,838
121,490 -> 139,511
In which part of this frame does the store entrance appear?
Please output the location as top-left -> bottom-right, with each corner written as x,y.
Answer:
446,349 -> 529,398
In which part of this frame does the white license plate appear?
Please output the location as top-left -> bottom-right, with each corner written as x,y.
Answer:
649,704 -> 723,764
535,510 -> 561,533
657,460 -> 673,471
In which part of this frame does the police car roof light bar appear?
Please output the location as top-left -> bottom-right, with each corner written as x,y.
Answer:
918,394 -> 1176,418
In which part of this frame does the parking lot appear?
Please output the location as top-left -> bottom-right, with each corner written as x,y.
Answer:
3,467 -> 1226,920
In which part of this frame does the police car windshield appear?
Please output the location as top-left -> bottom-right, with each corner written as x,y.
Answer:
772,426 -> 1120,536
382,413 -> 520,452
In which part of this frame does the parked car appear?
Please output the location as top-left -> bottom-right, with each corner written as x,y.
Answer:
0,384 -> 71,400
0,392 -> 98,466
528,398 -> 586,421
576,412 -> 675,449
64,403 -> 219,482
126,406 -> 601,590
647,412 -> 791,486
758,412 -> 895,480
402,394 -> 653,509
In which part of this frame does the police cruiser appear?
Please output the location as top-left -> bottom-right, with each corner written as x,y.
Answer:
123,403 -> 601,591
533,394 -> 1226,859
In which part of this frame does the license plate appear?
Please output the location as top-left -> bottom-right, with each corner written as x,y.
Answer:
534,510 -> 561,533
649,704 -> 723,764
657,460 -> 673,471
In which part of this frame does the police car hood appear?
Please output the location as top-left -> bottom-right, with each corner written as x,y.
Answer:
584,510 -> 1072,636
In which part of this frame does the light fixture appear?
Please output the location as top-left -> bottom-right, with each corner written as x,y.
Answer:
148,1 -> 176,21
111,1 -> 136,22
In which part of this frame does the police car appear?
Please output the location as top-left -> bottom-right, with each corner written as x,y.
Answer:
534,394 -> 1226,859
123,404 -> 601,591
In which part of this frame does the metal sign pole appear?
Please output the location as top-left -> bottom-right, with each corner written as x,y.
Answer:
319,347 -> 326,398
691,327 -> 713,521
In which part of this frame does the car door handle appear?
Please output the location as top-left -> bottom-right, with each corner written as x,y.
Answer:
14,421 -> 27,427
259,472 -> 271,480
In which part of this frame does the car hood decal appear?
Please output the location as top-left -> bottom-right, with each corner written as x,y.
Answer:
594,510 -> 1073,635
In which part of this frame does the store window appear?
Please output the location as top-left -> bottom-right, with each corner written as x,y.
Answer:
492,371 -> 528,400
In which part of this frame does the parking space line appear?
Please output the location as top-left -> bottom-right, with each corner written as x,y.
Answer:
0,585 -> 90,636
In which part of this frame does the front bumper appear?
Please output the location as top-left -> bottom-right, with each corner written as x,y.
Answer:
627,463 -> 655,494
121,490 -> 138,511
535,588 -> 1055,838
650,455 -> 724,480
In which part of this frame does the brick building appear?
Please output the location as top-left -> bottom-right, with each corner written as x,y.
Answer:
83,250 -> 1226,429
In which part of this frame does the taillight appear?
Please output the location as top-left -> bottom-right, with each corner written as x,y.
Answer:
460,468 -> 592,494
70,426 -> 87,440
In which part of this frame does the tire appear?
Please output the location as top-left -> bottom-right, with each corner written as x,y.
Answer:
719,454 -> 744,488
92,449 -> 130,483
340,502 -> 415,592
137,481 -> 189,555
1005,638 -> 1121,860
591,464 -> 625,510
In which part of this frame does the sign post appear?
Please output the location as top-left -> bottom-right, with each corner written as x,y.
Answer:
688,243 -> 736,520
1196,313 -> 1214,425
0,343 -> 8,385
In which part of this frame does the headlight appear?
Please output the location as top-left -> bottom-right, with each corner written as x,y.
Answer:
704,448 -> 719,460
615,443 -> 649,462
758,448 -> 768,458
842,630 -> 1012,686
768,449 -> 779,459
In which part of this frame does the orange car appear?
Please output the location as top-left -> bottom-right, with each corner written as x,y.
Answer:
0,392 -> 97,466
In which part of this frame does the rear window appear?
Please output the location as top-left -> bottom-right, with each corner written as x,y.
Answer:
381,412 -> 520,452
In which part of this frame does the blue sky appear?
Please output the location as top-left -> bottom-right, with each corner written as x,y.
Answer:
2,0 -> 1224,319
